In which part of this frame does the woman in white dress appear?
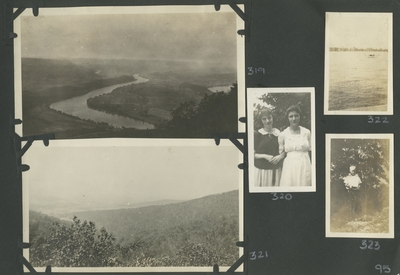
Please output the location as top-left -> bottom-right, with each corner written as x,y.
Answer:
278,105 -> 311,187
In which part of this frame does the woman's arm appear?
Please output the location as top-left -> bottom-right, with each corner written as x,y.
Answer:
255,152 -> 274,162
306,128 -> 312,161
270,152 -> 286,165
278,131 -> 285,154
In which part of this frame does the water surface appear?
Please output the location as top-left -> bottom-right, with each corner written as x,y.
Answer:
50,74 -> 154,129
328,51 -> 388,111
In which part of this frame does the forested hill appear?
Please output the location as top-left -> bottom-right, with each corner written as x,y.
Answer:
73,190 -> 239,245
29,190 -> 240,267
22,58 -> 102,92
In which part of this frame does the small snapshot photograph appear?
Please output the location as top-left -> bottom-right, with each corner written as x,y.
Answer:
324,12 -> 393,115
326,134 -> 394,238
14,6 -> 244,139
22,139 -> 243,272
247,87 -> 316,193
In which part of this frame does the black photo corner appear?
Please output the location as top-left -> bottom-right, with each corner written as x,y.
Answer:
1,0 -> 400,275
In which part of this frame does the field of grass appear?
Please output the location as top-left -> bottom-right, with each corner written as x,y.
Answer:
331,207 -> 389,233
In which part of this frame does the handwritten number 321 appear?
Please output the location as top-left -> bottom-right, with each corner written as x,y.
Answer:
249,251 -> 268,260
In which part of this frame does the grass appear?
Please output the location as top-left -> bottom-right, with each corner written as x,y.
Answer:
331,207 -> 390,233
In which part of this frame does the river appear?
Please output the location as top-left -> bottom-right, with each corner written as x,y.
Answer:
208,85 -> 231,93
50,74 -> 155,129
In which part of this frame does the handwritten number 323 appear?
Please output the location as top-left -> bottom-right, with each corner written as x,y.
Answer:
360,240 -> 380,250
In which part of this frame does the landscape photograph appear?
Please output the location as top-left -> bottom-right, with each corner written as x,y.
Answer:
326,134 -> 394,238
15,6 -> 242,139
324,12 -> 393,115
23,138 -> 242,272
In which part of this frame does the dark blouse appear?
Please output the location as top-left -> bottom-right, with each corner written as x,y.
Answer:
254,129 -> 281,170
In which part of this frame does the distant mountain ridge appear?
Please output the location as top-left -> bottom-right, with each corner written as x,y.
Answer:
22,58 -> 102,93
30,197 -> 185,220
73,190 -> 239,245
69,57 -> 236,78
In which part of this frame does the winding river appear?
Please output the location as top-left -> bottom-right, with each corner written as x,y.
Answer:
50,74 -> 155,129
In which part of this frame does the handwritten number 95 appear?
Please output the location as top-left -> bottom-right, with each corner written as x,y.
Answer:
375,264 -> 391,274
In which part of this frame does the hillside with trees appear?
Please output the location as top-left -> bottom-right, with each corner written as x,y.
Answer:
29,190 -> 240,267
86,80 -> 213,125
157,83 -> 238,137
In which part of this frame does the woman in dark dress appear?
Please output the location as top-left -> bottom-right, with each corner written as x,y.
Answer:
254,109 -> 286,186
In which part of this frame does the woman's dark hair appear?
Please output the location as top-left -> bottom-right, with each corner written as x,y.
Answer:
285,105 -> 303,121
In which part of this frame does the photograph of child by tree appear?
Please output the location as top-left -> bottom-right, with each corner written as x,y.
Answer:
327,135 -> 393,237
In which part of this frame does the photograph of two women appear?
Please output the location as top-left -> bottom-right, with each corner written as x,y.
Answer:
247,87 -> 315,193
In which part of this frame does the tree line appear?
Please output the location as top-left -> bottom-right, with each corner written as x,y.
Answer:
157,83 -> 238,137
30,213 -> 238,268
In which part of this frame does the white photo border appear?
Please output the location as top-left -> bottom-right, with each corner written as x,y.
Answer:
23,138 -> 244,273
325,133 -> 394,238
324,12 -> 393,115
14,5 -> 246,137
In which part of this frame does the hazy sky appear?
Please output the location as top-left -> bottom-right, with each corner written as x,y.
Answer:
24,139 -> 240,208
326,13 -> 392,49
20,7 -> 237,63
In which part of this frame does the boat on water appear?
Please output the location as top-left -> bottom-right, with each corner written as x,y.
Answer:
365,53 -> 379,58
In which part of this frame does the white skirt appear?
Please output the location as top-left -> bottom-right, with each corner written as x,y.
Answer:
255,167 -> 282,187
280,151 -> 311,187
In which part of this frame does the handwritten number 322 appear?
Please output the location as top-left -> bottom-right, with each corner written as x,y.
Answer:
368,116 -> 388,123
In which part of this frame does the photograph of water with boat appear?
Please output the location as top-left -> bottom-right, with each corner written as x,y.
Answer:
324,12 -> 393,115
14,6 -> 244,139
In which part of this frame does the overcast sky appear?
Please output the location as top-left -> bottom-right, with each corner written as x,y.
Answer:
24,139 -> 240,210
20,7 -> 237,64
326,13 -> 391,49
